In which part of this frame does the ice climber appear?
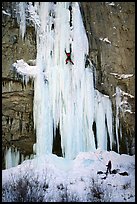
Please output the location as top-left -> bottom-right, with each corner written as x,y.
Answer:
65,45 -> 74,65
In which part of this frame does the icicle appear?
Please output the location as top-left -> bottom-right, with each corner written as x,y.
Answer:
13,147 -> 20,167
94,90 -> 107,150
5,147 -> 20,169
33,143 -> 37,154
18,2 -> 26,39
102,94 -> 114,150
5,147 -> 12,169
8,81 -> 11,92
115,86 -> 123,153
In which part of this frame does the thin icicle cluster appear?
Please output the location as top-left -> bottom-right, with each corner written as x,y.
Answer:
12,59 -> 37,85
114,86 -> 134,153
5,147 -> 20,169
4,146 -> 34,169
94,90 -> 113,150
115,86 -> 122,153
11,2 -> 114,160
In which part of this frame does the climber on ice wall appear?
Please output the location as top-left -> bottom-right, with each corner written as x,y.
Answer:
65,44 -> 74,65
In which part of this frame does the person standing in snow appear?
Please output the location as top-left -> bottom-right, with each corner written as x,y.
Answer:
85,54 -> 90,68
106,160 -> 112,175
65,45 -> 74,65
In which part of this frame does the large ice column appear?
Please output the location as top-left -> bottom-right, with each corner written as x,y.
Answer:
13,2 -> 114,160
32,2 -> 97,159
33,3 -> 54,156
53,2 -> 96,158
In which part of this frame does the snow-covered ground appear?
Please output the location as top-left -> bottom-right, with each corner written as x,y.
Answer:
2,149 -> 135,202
2,3 -> 135,202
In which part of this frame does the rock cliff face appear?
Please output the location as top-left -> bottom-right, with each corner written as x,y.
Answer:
2,2 -> 36,168
2,2 -> 135,169
80,2 -> 135,154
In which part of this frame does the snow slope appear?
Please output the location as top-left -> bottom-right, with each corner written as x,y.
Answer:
2,149 -> 135,202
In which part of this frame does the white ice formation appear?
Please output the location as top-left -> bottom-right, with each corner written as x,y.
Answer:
10,2 -> 114,164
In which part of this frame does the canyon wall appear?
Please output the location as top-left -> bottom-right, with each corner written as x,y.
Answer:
2,2 -> 135,168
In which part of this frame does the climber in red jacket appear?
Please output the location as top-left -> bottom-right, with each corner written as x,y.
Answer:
65,46 -> 74,65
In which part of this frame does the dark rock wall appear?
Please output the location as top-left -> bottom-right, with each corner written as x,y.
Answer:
2,2 -> 135,168
2,2 -> 36,168
80,2 -> 135,154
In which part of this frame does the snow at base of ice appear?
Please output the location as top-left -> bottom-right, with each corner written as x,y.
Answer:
2,150 -> 135,202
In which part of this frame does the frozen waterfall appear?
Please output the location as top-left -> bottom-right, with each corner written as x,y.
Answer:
12,2 -> 114,160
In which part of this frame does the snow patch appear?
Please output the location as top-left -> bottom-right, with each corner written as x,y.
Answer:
2,10 -> 11,16
99,37 -> 111,44
110,72 -> 134,80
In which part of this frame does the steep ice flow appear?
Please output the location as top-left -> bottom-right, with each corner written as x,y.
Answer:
12,2 -> 114,160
